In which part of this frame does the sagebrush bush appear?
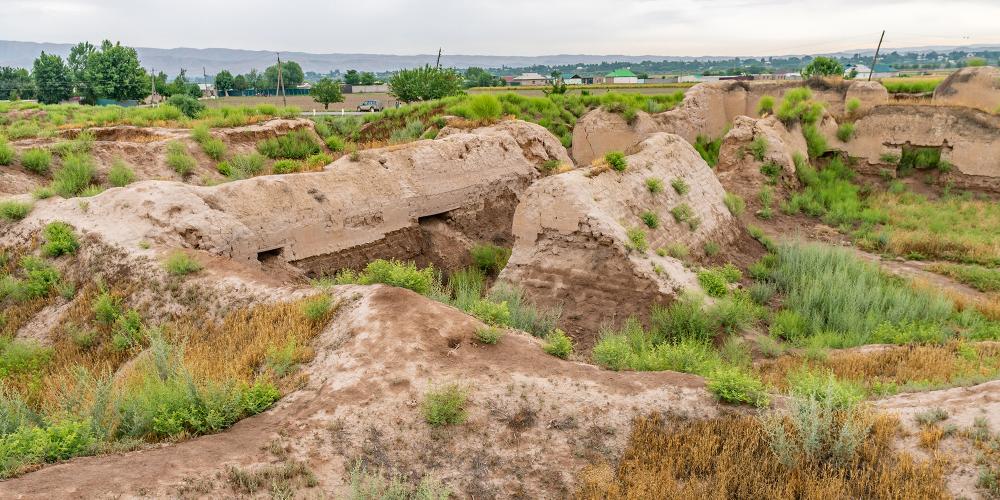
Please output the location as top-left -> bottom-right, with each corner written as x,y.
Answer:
41,221 -> 79,256
21,148 -> 52,174
422,384 -> 468,427
543,329 -> 573,359
107,159 -> 136,187
257,129 -> 321,159
164,252 -> 202,276
51,153 -> 95,197
605,151 -> 627,172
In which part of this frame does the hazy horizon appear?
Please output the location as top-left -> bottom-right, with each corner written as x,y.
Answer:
3,0 -> 1000,57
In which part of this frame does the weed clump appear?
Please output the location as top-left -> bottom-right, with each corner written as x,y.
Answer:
543,329 -> 573,359
164,252 -> 202,276
0,201 -> 32,221
640,211 -> 660,229
605,151 -> 627,172
257,129 -> 321,160
474,326 -> 503,345
21,148 -> 52,174
41,221 -> 79,256
836,122 -> 855,142
625,228 -> 648,252
334,259 -> 435,295
671,177 -> 689,195
422,384 -> 469,426
165,141 -> 195,176
645,178 -> 664,194
107,159 -> 136,187
723,193 -> 745,216
470,244 -> 511,275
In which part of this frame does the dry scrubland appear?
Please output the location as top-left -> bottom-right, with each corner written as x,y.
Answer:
2,70 -> 1000,498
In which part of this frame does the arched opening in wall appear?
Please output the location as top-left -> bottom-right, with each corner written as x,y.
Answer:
257,247 -> 285,263
897,143 -> 950,176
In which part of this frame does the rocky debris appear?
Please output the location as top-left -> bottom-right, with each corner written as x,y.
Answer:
3,120 -> 567,277
570,80 -> 888,166
933,66 -> 1000,111
501,132 -> 739,347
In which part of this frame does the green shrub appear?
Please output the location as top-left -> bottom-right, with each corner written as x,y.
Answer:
640,211 -> 660,229
51,153 -> 95,197
191,123 -> 211,144
111,309 -> 144,351
302,295 -> 332,322
470,244 -> 511,275
271,159 -> 300,174
786,368 -> 865,409
107,159 -> 136,187
698,269 -> 729,298
605,151 -> 627,172
467,94 -> 502,121
467,299 -> 511,326
41,221 -> 79,256
165,141 -> 195,176
645,178 -> 664,194
757,95 -> 775,116
335,259 -> 435,295
422,384 -> 468,426
694,134 -> 722,167
305,152 -> 333,168
723,193 -> 745,216
200,138 -> 226,161
625,227 -> 648,252
542,329 -> 574,359
661,242 -> 689,260
474,326 -> 503,345
670,203 -> 698,230
257,129 -> 321,160
226,153 -> 266,179
846,98 -> 861,116
164,252 -> 202,276
0,138 -> 15,165
0,200 -> 32,221
749,281 -> 776,304
92,291 -> 122,325
166,94 -> 204,118
389,119 -> 426,144
0,337 -> 53,378
707,367 -> 769,406
704,241 -> 721,256
671,177 -> 690,195
803,124 -> 827,158
836,122 -> 855,142
325,135 -> 345,152
21,148 -> 52,174
650,295 -> 715,344
749,136 -> 768,161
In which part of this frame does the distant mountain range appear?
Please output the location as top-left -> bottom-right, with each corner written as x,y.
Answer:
2,40 -> 999,77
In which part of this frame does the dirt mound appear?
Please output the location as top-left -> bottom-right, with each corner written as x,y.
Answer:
933,66 -> 1000,111
500,132 -> 741,348
0,284 -> 719,498
440,118 -> 573,166
4,120 -> 565,277
715,115 -> 807,200
571,80 -> 887,166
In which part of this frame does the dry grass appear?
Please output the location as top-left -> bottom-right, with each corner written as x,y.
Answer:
577,413 -> 948,499
755,342 -> 1000,396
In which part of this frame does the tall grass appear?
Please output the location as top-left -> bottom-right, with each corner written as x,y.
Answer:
257,129 -> 321,160
51,153 -> 95,197
765,243 -> 953,345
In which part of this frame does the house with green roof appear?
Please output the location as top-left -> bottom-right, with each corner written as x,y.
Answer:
605,68 -> 639,84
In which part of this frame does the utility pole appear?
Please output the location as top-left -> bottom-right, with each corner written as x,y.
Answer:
150,68 -> 156,106
869,30 -> 885,81
435,48 -> 442,70
276,52 -> 286,106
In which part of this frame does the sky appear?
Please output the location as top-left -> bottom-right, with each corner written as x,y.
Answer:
2,0 -> 1000,56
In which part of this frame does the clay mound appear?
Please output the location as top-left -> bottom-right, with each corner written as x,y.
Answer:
933,66 -> 1000,111
439,118 -> 573,166
3,120 -> 566,276
571,79 -> 888,166
714,115 -> 808,202
0,284 -> 719,498
501,132 -> 740,347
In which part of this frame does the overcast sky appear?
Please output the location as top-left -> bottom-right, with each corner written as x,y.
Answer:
3,0 -> 999,56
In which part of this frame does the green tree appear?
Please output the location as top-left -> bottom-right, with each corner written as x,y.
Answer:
802,57 -> 845,78
246,68 -> 260,90
309,77 -> 344,109
359,72 -> 377,85
84,40 -> 150,101
67,41 -> 96,102
343,69 -> 361,85
32,52 -> 71,104
0,66 -> 35,100
464,67 -> 499,88
232,74 -> 248,94
388,65 -> 463,103
214,70 -> 234,97
264,60 -> 304,88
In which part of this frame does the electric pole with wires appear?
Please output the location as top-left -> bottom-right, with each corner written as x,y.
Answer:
276,53 -> 286,106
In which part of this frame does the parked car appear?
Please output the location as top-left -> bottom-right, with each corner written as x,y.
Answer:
357,100 -> 384,112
